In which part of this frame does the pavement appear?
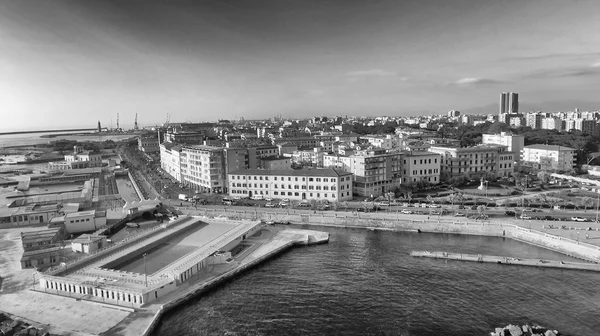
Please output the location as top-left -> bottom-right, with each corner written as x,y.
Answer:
0,227 -> 130,336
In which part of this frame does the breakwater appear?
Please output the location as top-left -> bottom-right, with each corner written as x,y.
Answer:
411,251 -> 600,272
491,324 -> 561,336
177,207 -> 600,263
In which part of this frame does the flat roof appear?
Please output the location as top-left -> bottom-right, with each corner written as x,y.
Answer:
72,234 -> 104,244
65,210 -> 96,218
230,168 -> 352,177
524,144 -> 575,151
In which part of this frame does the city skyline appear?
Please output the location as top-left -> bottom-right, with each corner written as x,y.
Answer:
3,0 -> 600,131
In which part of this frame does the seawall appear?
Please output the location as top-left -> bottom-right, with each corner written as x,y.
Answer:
179,208 -> 600,263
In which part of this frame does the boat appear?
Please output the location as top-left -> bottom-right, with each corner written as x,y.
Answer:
126,222 -> 140,228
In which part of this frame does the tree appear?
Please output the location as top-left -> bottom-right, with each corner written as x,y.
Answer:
581,197 -> 594,212
537,171 -> 551,184
426,195 -> 434,204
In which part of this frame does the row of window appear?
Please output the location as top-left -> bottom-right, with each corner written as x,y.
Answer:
68,218 -> 91,224
230,183 -> 339,191
230,189 -> 351,198
231,175 -> 344,182
411,158 -> 438,164
409,169 -> 439,175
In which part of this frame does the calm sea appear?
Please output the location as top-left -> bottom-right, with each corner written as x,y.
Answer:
0,131 -> 135,148
155,226 -> 600,336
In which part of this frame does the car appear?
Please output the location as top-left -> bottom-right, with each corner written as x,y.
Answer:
378,201 -> 390,206
282,198 -> 290,203
264,203 -> 276,208
265,197 -> 273,202
531,209 -> 542,212
520,215 -> 532,220
251,195 -> 264,200
298,202 -> 311,208
317,206 -> 330,211
505,210 -> 516,216
401,209 -> 413,214
454,212 -> 465,217
457,205 -> 465,210
357,207 -> 367,212
429,204 -> 440,208
430,210 -> 441,215
571,217 -> 588,222
402,202 -> 410,207
279,202 -> 290,207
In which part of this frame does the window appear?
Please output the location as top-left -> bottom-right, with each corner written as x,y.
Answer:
274,191 -> 279,195
295,192 -> 299,196
324,178 -> 328,182
288,192 -> 292,196
309,178 -> 314,182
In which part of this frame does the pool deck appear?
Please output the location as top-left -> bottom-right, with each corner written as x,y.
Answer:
411,251 -> 600,272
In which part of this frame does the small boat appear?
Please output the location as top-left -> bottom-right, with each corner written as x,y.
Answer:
126,222 -> 140,228
265,221 -> 275,225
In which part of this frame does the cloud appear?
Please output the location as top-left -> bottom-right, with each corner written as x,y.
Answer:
345,69 -> 397,77
454,77 -> 504,86
524,63 -> 600,79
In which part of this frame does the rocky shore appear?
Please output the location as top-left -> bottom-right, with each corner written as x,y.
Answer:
0,313 -> 59,336
492,324 -> 562,336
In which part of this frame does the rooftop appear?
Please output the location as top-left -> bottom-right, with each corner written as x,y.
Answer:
21,228 -> 62,241
72,234 -> 105,244
65,210 -> 96,218
524,144 -> 575,151
230,168 -> 353,177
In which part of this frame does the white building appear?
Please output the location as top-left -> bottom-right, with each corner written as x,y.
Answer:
521,144 -> 575,172
228,168 -> 354,202
49,210 -> 108,234
482,132 -> 524,162
71,234 -> 108,254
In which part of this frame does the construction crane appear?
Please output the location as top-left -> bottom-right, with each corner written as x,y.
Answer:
134,113 -> 139,131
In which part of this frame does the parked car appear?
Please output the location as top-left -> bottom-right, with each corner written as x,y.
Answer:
430,210 -> 441,215
571,216 -> 588,222
298,202 -> 311,208
454,212 -> 465,217
265,202 -> 276,208
429,204 -> 440,208
505,210 -> 516,216
520,215 -> 532,220
401,209 -> 413,214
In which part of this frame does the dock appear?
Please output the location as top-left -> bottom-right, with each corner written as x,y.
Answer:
410,251 -> 600,272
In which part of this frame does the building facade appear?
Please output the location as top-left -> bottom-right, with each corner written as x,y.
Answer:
228,168 -> 353,202
428,144 -> 515,180
521,145 -> 576,172
482,132 -> 524,161
138,137 -> 160,153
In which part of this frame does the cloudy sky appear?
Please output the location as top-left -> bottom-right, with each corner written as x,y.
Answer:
2,0 -> 600,131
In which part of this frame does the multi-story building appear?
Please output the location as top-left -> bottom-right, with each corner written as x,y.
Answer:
160,143 -> 226,193
138,136 -> 160,153
499,92 -> 519,115
401,151 -> 441,184
521,144 -> 575,172
261,157 -> 292,170
227,168 -> 353,202
574,119 -> 597,134
447,110 -> 461,117
160,143 -> 184,181
362,134 -> 400,149
180,145 -> 226,193
428,144 -> 515,180
482,132 -> 524,160
541,117 -> 563,131
323,149 -> 440,197
526,112 -> 542,129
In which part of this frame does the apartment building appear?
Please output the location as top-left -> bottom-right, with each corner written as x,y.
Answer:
362,135 -> 399,149
526,112 -> 542,129
228,168 -> 353,202
160,143 -> 226,193
482,132 -> 524,159
541,117 -> 563,131
521,144 -> 575,172
428,144 -> 515,180
323,149 -> 440,197
401,151 -> 441,184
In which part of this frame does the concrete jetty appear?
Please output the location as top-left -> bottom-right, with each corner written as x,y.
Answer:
410,251 -> 600,272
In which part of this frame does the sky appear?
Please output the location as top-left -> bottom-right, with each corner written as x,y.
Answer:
2,0 -> 600,131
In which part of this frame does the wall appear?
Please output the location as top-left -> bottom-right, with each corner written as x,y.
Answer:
128,171 -> 145,201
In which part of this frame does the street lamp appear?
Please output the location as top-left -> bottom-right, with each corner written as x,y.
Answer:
143,253 -> 148,287
60,257 -> 68,275
595,192 -> 599,223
